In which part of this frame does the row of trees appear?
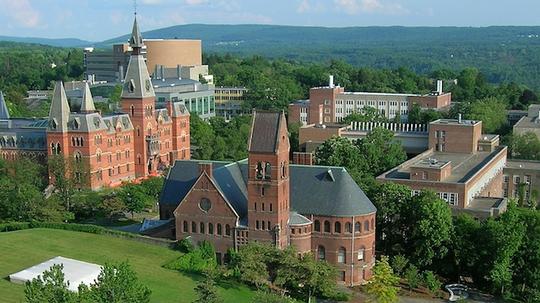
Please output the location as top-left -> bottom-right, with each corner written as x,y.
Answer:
0,156 -> 164,224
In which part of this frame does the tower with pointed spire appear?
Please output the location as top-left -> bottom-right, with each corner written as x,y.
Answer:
46,81 -> 71,157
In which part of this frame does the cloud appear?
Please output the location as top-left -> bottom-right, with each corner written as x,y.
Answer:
185,0 -> 209,5
0,0 -> 41,28
297,0 -> 311,13
334,0 -> 408,15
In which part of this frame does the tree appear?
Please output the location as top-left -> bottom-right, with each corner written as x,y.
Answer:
403,191 -> 454,267
118,184 -> 150,218
365,256 -> 400,303
314,136 -> 365,172
193,270 -> 222,303
25,264 -> 75,303
48,155 -> 76,213
355,128 -> 406,177
390,255 -> 409,277
251,291 -> 297,303
465,97 -> 507,133
511,132 -> 540,160
81,262 -> 151,303
422,271 -> 442,294
342,107 -> 388,124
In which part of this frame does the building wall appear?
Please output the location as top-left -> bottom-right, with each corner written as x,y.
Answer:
310,214 -> 376,285
335,93 -> 409,122
409,93 -> 451,109
145,40 -> 202,73
174,171 -> 238,260
289,224 -> 312,254
309,87 -> 344,124
503,164 -> 540,202
298,125 -> 344,151
428,121 -> 482,153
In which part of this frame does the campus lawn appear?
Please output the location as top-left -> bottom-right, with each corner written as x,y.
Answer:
0,228 -> 254,303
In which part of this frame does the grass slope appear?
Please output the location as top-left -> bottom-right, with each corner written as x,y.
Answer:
0,228 -> 253,303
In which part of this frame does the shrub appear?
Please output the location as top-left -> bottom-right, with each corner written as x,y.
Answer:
390,254 -> 409,277
422,270 -> 442,294
165,241 -> 217,274
175,237 -> 195,253
251,291 -> 299,303
404,265 -> 420,290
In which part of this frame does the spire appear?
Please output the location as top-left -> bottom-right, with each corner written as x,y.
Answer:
48,81 -> 71,132
0,91 -> 10,120
129,16 -> 144,50
80,82 -> 96,113
121,16 -> 155,99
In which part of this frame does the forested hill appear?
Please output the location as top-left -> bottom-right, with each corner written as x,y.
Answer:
103,24 -> 540,89
0,36 -> 92,48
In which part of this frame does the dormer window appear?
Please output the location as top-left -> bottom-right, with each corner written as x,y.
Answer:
49,119 -> 57,130
128,79 -> 135,93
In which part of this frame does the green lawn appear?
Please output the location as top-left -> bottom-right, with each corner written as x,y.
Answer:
0,228 -> 254,303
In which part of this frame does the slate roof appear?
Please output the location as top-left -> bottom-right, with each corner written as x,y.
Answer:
48,81 -> 71,132
248,111 -> 281,153
160,159 -> 376,226
289,212 -> 312,226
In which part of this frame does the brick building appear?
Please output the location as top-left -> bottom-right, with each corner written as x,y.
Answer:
377,118 -> 507,218
0,17 -> 191,190
159,111 -> 377,285
289,76 -> 451,125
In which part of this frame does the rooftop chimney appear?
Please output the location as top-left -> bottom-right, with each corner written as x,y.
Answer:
329,75 -> 334,88
199,162 -> 213,179
436,80 -> 443,95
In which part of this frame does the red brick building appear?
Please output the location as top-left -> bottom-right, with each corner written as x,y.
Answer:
288,76 -> 451,125
45,17 -> 190,189
160,111 -> 377,285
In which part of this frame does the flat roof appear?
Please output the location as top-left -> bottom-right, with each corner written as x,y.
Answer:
411,158 -> 451,169
430,118 -> 480,126
340,91 -> 419,97
467,197 -> 506,213
382,147 -> 505,183
514,116 -> 540,129
506,159 -> 540,170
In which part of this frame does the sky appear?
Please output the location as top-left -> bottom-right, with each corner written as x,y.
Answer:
0,0 -> 538,41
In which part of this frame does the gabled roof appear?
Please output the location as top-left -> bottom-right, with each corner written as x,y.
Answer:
0,91 -> 10,120
248,111 -> 284,153
160,160 -> 376,221
80,82 -> 96,113
48,81 -> 71,132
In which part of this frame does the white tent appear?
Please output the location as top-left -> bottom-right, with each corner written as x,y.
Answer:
9,256 -> 102,292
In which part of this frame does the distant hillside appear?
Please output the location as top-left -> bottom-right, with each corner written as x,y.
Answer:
0,35 -> 93,48
101,24 -> 540,89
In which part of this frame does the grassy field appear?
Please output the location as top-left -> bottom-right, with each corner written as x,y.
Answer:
0,228 -> 254,303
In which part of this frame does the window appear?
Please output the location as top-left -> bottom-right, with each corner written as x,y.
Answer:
334,222 -> 341,233
200,222 -> 205,234
514,176 -> 521,184
345,222 -> 352,233
217,224 -> 222,235
262,221 -> 266,230
340,271 -> 346,282
324,220 -> 330,233
256,220 -> 260,230
314,220 -> 320,232
355,222 -> 361,233
225,224 -> 231,236
183,221 -> 188,232
503,175 -> 509,183
192,222 -> 197,233
338,247 -> 346,264
318,246 -> 326,260
358,247 -> 365,261
364,221 -> 370,232
265,162 -> 271,179
209,223 -> 214,235
256,162 -> 263,179
525,175 -> 531,184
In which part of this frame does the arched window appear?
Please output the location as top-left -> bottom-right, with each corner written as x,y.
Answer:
256,220 -> 260,229
338,247 -> 346,263
56,143 -> 61,154
355,222 -> 361,233
74,152 -> 82,163
200,222 -> 205,234
358,247 -> 365,261
71,137 -> 76,146
217,224 -> 222,235
334,222 -> 341,233
318,246 -> 326,260
183,221 -> 188,232
136,127 -> 140,137
324,220 -> 330,233
345,222 -> 352,233
208,223 -> 214,235
314,220 -> 321,232
130,105 -> 135,116
265,162 -> 271,179
80,137 -> 84,146
225,224 -> 231,236
262,221 -> 266,230
256,162 -> 263,179
192,222 -> 197,233
364,220 -> 370,232
96,150 -> 102,162
268,221 -> 271,230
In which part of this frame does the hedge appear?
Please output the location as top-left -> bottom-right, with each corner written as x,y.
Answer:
0,221 -> 174,247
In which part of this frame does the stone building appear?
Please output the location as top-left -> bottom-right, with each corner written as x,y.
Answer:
0,17 -> 191,190
159,111 -> 377,285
